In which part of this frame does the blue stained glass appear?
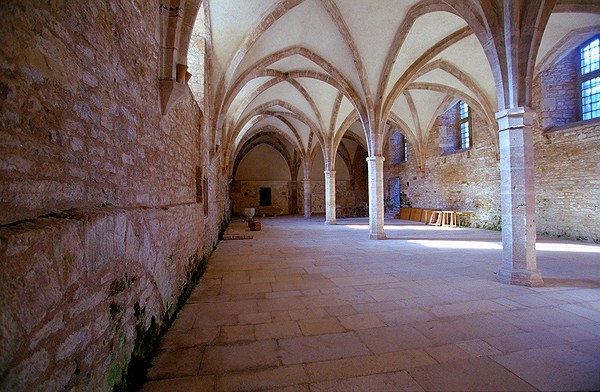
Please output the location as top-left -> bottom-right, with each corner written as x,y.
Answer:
581,76 -> 600,120
460,121 -> 470,149
459,101 -> 469,120
581,38 -> 600,75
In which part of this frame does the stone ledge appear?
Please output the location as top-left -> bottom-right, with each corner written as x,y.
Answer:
543,117 -> 600,134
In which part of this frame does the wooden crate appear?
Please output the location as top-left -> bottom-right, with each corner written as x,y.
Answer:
248,219 -> 261,231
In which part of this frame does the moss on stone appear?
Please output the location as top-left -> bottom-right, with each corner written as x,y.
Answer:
114,248 -> 215,391
107,274 -> 136,298
109,302 -> 122,320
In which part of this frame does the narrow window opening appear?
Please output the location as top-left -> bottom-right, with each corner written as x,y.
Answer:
259,187 -> 272,206
458,101 -> 471,149
203,177 -> 208,217
195,166 -> 202,203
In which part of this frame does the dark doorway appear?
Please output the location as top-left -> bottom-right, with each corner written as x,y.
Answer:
259,187 -> 272,206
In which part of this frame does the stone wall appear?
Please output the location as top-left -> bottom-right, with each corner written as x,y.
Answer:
385,110 -> 502,229
0,204 -> 206,391
533,53 -> 600,242
384,51 -> 600,242
351,146 -> 369,208
0,1 -> 224,390
231,179 -> 357,216
294,180 -> 356,215
0,0 -> 202,223
231,180 -> 291,216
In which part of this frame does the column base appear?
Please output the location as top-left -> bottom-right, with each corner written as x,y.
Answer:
325,220 -> 336,225
497,266 -> 544,287
369,232 -> 387,240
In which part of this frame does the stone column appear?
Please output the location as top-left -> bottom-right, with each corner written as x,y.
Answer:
496,107 -> 543,286
324,170 -> 336,225
303,161 -> 312,219
366,156 -> 386,240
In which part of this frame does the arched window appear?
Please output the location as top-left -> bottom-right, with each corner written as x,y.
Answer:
188,2 -> 207,110
580,36 -> 600,120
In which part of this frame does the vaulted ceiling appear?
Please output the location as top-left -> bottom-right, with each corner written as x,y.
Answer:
187,0 -> 600,174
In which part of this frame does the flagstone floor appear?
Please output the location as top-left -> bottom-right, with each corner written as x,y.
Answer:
140,216 -> 600,391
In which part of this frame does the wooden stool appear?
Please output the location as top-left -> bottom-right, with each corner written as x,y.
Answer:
429,211 -> 442,226
456,211 -> 472,227
421,209 -> 433,223
440,211 -> 456,227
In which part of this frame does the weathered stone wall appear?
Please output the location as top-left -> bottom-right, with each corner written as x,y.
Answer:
0,1 -> 223,390
0,1 -> 203,223
231,180 -> 291,216
295,180 -> 356,215
385,110 -> 502,229
536,52 -> 579,130
0,204 -> 205,391
352,146 -> 369,208
533,53 -> 600,242
384,51 -> 600,242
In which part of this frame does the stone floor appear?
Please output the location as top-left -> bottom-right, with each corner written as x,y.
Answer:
140,216 -> 600,392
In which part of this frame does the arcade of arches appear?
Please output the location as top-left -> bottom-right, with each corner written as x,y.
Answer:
0,0 -> 599,390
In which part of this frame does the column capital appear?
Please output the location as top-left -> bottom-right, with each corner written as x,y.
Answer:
366,156 -> 385,163
495,107 -> 535,131
324,170 -> 336,176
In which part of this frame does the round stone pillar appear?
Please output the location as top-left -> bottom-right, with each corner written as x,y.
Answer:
324,170 -> 336,225
303,161 -> 312,219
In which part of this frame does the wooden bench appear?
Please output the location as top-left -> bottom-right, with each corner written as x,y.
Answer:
399,207 -> 412,220
410,208 -> 422,221
421,209 -> 433,223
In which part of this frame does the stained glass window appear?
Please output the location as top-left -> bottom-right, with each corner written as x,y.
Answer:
458,101 -> 471,149
581,38 -> 600,120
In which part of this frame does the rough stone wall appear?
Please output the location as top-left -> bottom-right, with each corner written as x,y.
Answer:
439,104 -> 461,155
294,180 -> 355,215
0,1 -> 222,390
533,53 -> 600,242
351,147 -> 369,207
0,204 -> 205,391
335,181 -> 356,210
385,110 -> 501,229
0,1 -> 200,223
206,152 -> 228,249
384,50 -> 600,242
537,52 -> 579,130
230,180 -> 290,216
